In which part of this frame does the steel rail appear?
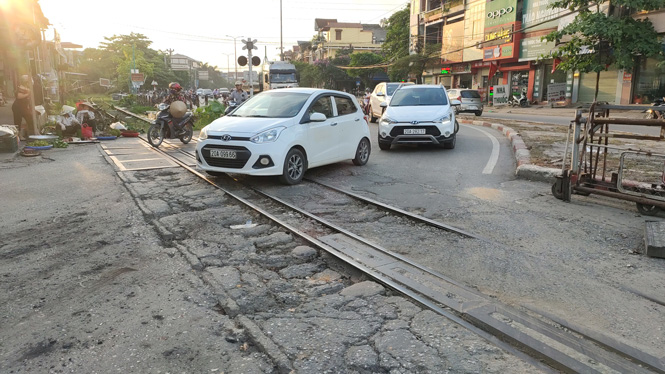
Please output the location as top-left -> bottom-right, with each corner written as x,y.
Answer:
304,178 -> 481,240
132,138 -> 556,373
131,138 -> 663,374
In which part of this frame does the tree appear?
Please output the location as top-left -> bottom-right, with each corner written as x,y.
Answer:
389,43 -> 441,83
543,1 -> 663,100
115,46 -> 154,93
382,4 -> 410,62
346,52 -> 385,88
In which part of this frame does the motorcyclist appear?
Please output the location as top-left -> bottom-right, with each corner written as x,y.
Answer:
162,82 -> 190,135
163,82 -> 189,106
362,88 -> 371,115
228,81 -> 248,104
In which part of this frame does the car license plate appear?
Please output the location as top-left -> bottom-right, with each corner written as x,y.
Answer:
469,106 -> 478,110
209,149 -> 237,159
404,128 -> 426,135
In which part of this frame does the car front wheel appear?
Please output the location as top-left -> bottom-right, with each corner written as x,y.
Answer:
279,148 -> 306,185
352,138 -> 371,166
442,134 -> 456,149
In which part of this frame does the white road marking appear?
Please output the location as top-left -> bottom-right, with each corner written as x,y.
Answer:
462,124 -> 500,174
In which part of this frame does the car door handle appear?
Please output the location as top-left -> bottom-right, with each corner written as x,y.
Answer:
331,122 -> 338,126
355,118 -> 360,121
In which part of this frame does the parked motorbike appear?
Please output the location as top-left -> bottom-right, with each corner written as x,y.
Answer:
510,90 -> 529,108
645,97 -> 665,119
147,101 -> 194,148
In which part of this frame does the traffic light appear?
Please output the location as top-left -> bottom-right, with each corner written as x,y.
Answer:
489,86 -> 494,97
441,67 -> 451,75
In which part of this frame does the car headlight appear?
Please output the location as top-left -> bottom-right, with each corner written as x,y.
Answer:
250,127 -> 285,144
380,116 -> 396,126
437,113 -> 453,123
198,126 -> 209,140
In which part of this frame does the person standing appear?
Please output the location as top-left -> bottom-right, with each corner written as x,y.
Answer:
12,75 -> 33,140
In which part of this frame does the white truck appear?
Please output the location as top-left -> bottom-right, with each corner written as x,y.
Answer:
259,61 -> 299,92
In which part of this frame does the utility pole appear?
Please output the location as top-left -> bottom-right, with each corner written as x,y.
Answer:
222,53 -> 233,83
227,35 -> 243,82
165,48 -> 174,68
280,0 -> 284,61
242,38 -> 258,97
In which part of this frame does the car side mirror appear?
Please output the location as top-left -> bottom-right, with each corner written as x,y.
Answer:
376,92 -> 385,97
309,112 -> 327,122
379,102 -> 388,108
450,99 -> 461,106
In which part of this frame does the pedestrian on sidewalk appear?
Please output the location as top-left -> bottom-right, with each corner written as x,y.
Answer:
12,75 -> 33,140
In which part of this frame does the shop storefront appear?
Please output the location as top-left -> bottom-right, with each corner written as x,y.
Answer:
633,58 -> 665,104
576,68 -> 619,103
451,63 -> 472,88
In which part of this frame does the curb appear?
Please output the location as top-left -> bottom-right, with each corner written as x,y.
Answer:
459,119 -> 561,183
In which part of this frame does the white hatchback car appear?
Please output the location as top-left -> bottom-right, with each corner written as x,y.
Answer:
378,85 -> 460,150
368,81 -> 414,122
196,88 -> 371,184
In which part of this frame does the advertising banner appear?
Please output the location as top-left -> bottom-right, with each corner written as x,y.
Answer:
547,83 -> 567,102
522,0 -> 565,29
442,21 -> 465,63
485,0 -> 518,28
493,84 -> 510,105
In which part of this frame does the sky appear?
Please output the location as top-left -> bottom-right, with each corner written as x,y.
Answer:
40,0 -> 409,72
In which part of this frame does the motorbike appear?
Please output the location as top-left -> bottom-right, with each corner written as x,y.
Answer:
510,90 -> 529,108
645,97 -> 665,119
224,100 -> 240,115
147,101 -> 194,148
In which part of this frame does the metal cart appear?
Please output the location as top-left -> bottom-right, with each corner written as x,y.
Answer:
552,102 -> 665,216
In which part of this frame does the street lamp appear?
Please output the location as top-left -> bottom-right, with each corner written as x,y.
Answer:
221,53 -> 233,83
226,35 -> 244,83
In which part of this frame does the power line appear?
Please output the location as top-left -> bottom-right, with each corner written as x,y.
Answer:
337,6 -> 583,70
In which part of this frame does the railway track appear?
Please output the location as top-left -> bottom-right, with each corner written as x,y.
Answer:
111,106 -> 665,374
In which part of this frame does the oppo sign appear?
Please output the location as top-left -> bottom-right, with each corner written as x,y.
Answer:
487,6 -> 514,19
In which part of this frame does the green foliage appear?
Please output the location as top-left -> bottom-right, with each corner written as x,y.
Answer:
118,94 -> 136,107
389,43 -> 441,82
53,139 -> 69,148
382,4 -> 411,62
129,105 -> 154,115
194,100 -> 225,129
543,0 -> 663,100
347,53 -> 385,87
27,140 -> 50,146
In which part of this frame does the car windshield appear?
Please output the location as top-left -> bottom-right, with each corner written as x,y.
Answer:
270,73 -> 297,83
230,91 -> 310,118
390,87 -> 449,106
386,84 -> 400,96
461,90 -> 481,98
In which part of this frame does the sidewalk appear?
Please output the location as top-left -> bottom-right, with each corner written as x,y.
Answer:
484,103 -> 648,118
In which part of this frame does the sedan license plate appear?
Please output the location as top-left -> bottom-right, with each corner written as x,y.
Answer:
209,149 -> 237,159
404,128 -> 426,135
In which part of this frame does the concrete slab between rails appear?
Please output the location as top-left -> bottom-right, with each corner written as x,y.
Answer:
460,119 -> 562,183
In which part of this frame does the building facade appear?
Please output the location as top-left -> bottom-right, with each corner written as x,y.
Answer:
410,0 -> 665,104
313,19 -> 385,60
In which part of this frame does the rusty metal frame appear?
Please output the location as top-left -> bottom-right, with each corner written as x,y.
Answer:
555,103 -> 665,209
